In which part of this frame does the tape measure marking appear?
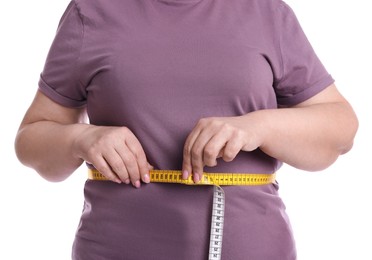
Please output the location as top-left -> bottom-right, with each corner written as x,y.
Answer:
87,169 -> 275,260
209,186 -> 225,260
88,169 -> 275,186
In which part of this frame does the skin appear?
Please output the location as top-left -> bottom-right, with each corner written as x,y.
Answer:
15,83 -> 358,187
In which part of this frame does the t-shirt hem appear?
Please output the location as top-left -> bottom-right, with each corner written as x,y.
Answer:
277,75 -> 335,107
38,76 -> 86,108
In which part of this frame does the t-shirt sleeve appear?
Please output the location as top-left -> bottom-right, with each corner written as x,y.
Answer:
38,1 -> 87,108
273,1 -> 335,107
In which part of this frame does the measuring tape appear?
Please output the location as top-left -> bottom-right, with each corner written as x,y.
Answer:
88,169 -> 275,260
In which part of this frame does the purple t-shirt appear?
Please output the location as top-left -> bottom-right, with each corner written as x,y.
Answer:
39,0 -> 333,259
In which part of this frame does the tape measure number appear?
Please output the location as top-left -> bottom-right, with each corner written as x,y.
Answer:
88,169 -> 275,186
209,186 -> 225,260
87,169 -> 275,260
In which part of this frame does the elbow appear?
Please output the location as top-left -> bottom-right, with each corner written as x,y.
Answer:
14,129 -> 30,169
14,131 -> 70,183
298,153 -> 340,172
313,125 -> 359,171
339,108 -> 359,155
339,140 -> 355,155
303,128 -> 358,172
343,101 -> 359,150
35,167 -> 71,183
19,161 -> 71,183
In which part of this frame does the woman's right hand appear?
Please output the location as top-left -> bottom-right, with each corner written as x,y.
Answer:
73,125 -> 151,188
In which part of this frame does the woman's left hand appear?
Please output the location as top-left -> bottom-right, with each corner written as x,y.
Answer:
182,85 -> 359,180
182,116 -> 262,183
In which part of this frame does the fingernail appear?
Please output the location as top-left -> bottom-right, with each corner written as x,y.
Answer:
124,179 -> 130,184
115,179 -> 122,184
182,170 -> 189,180
143,174 -> 150,183
135,180 -> 141,188
193,173 -> 200,183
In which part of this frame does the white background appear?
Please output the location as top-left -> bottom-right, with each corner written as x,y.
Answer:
1,0 -> 371,259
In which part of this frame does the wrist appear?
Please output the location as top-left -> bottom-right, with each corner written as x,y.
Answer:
239,110 -> 271,150
70,123 -> 95,162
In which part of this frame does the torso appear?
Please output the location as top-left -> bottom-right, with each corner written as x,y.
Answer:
70,0 -> 296,258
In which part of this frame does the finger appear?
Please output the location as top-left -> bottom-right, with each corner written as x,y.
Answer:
222,137 -> 243,162
189,129 -> 218,182
92,155 -> 122,184
217,149 -> 224,159
203,133 -> 229,167
103,149 -> 130,184
125,136 -> 151,185
147,162 -> 154,170
182,126 -> 203,180
116,144 -> 141,188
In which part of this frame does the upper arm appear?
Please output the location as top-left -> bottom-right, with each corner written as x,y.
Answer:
292,83 -> 348,108
19,90 -> 87,130
291,83 -> 358,154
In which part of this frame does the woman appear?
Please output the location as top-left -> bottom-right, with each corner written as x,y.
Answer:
15,0 -> 358,259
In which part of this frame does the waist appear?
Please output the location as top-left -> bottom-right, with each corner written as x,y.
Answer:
88,169 -> 276,186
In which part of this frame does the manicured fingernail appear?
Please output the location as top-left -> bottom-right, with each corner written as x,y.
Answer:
182,170 -> 189,180
193,173 -> 200,183
135,180 -> 141,188
143,174 -> 150,183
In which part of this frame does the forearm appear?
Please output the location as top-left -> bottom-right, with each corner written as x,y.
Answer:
253,101 -> 358,171
15,121 -> 90,182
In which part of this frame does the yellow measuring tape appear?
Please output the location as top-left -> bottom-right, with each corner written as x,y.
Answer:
88,169 -> 275,260
88,169 -> 276,186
